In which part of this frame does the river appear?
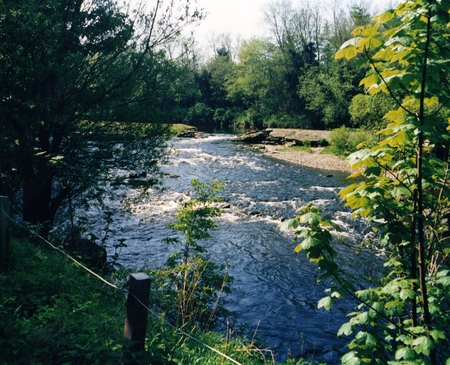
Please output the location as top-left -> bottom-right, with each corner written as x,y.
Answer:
86,134 -> 378,363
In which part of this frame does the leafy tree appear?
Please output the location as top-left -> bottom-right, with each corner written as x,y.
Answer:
349,93 -> 395,129
196,47 -> 235,112
282,1 -> 450,364
227,39 -> 276,113
263,1 -> 325,115
0,0 -> 202,233
297,59 -> 366,128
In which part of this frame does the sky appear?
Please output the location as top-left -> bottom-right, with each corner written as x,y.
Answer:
191,0 -> 399,48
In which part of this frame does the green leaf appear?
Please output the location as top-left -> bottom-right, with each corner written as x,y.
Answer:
429,329 -> 446,341
338,322 -> 354,336
436,275 -> 450,287
377,9 -> 395,24
299,212 -> 323,226
335,45 -> 360,60
354,311 -> 370,325
411,336 -> 434,356
341,351 -> 362,365
365,333 -> 377,349
391,186 -> 411,199
395,347 -> 415,360
399,288 -> 415,300
318,296 -> 333,310
360,73 -> 380,89
317,259 -> 338,273
278,218 -> 298,231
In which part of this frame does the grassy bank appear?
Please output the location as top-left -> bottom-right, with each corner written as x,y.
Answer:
0,234 -> 319,364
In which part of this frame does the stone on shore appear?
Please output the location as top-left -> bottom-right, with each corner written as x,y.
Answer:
232,128 -> 331,146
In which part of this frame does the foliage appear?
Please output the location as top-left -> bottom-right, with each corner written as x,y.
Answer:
349,93 -> 395,129
213,107 -> 241,129
168,123 -> 198,137
0,0 -> 203,233
186,102 -> 214,126
297,60 -> 367,129
0,237 -> 126,364
283,1 -> 450,364
328,126 -> 374,157
150,179 -> 233,329
182,2 -> 393,131
226,39 -> 282,116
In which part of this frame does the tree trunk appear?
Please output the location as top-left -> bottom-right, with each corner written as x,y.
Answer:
22,168 -> 55,229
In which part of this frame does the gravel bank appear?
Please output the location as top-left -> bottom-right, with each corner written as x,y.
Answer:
262,144 -> 352,172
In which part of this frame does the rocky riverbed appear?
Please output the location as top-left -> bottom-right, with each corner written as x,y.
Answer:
262,145 -> 351,172
233,128 -> 352,173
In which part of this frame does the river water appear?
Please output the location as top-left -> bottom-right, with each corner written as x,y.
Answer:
87,134 -> 378,363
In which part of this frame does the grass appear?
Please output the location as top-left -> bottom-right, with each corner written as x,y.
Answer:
0,233 -> 321,364
168,123 -> 197,136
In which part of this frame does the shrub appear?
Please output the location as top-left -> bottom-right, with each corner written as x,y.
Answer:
329,126 -> 373,157
349,93 -> 394,129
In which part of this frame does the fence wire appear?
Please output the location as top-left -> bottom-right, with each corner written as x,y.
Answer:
0,206 -> 244,365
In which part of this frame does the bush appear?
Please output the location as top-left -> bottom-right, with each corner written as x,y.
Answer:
329,126 -> 373,157
349,93 -> 394,129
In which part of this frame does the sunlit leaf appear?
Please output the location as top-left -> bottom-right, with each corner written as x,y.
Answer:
341,351 -> 362,365
360,73 -> 380,89
299,212 -> 322,226
301,236 -> 316,250
429,329 -> 446,341
412,336 -> 434,356
355,311 -> 370,325
338,322 -> 354,336
391,186 -> 411,199
318,296 -> 333,310
361,22 -> 380,38
424,96 -> 439,107
395,347 -> 415,360
399,288 -> 415,300
377,9 -> 395,24
278,218 -> 298,232
335,45 -> 360,60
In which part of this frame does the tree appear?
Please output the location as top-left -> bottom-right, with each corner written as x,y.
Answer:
263,1 -> 326,115
297,59 -> 366,128
0,0 -> 203,233
282,1 -> 450,363
349,93 -> 395,129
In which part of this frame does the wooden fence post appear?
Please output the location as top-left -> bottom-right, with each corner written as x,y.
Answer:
124,272 -> 151,363
0,196 -> 10,261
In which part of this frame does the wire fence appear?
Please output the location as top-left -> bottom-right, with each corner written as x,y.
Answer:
0,198 -> 244,365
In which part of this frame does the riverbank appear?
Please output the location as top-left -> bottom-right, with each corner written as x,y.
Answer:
238,128 -> 352,172
261,144 -> 352,172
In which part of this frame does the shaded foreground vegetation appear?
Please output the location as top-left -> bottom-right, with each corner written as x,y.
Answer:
0,235 -> 308,365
